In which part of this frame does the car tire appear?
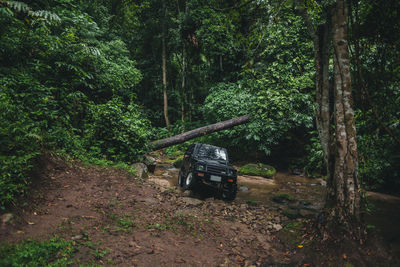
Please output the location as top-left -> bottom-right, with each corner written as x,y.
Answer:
184,172 -> 195,190
178,170 -> 184,187
222,184 -> 237,201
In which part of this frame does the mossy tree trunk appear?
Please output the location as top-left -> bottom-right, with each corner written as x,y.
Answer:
298,0 -> 363,240
151,115 -> 250,150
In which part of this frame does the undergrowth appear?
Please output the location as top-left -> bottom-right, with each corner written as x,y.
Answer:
0,237 -> 76,266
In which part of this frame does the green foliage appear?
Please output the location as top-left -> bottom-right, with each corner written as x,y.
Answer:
304,132 -> 325,176
85,98 -> 151,162
358,134 -> 400,192
0,237 -> 76,266
0,0 -> 149,207
238,163 -> 276,178
0,91 -> 40,209
202,8 -> 314,156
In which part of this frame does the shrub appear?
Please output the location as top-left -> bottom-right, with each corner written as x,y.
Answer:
0,237 -> 76,266
84,98 -> 151,162
238,163 -> 276,178
0,92 -> 40,209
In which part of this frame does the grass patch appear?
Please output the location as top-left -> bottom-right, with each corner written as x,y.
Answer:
272,193 -> 293,203
82,158 -> 137,177
0,236 -> 77,266
238,163 -> 276,178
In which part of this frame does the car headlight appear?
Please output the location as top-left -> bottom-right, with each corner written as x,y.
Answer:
196,164 -> 205,171
227,169 -> 235,176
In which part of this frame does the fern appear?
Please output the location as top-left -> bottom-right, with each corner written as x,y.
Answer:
1,1 -> 60,22
3,1 -> 29,12
29,10 -> 61,22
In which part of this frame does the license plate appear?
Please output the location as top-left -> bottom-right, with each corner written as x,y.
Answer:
210,175 -> 221,182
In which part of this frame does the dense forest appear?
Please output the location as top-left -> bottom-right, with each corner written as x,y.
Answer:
0,0 -> 399,263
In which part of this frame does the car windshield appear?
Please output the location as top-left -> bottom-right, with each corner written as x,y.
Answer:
197,145 -> 227,161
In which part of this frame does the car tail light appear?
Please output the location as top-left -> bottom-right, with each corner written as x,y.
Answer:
227,179 -> 234,182
198,173 -> 204,177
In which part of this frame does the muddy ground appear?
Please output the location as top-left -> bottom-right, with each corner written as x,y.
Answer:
1,153 -> 399,266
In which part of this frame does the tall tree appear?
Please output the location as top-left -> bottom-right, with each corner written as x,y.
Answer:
298,0 -> 362,239
162,1 -> 170,126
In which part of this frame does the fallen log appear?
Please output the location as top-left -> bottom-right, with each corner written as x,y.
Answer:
151,115 -> 250,150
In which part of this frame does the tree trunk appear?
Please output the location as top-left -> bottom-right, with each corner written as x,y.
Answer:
162,3 -> 170,127
298,0 -> 363,240
324,0 -> 362,238
151,115 -> 250,150
181,44 -> 186,123
298,5 -> 332,175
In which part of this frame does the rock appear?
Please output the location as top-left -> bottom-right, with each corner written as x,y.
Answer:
272,194 -> 293,204
320,181 -> 327,186
291,169 -> 303,175
181,190 -> 192,197
299,209 -> 316,218
239,186 -> 249,192
132,163 -> 148,178
282,208 -> 300,219
143,155 -> 156,172
2,213 -> 14,225
238,163 -> 276,178
148,178 -> 171,188
71,235 -> 83,240
181,197 -> 203,206
273,224 -> 282,231
142,198 -> 158,204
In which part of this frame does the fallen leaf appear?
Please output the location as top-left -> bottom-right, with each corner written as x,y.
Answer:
236,256 -> 245,263
298,245 -> 303,248
28,221 -> 35,225
343,253 -> 347,259
16,230 -> 24,234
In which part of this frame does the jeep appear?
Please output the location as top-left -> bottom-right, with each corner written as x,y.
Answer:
178,143 -> 237,200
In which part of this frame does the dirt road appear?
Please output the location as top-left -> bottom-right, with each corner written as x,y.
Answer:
1,154 -> 396,266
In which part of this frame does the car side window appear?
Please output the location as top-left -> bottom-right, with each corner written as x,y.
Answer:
185,144 -> 195,156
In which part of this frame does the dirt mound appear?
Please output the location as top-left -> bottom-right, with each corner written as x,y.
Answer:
0,155 -> 286,266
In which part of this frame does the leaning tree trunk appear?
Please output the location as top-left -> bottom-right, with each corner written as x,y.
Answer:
325,0 -> 362,239
151,115 -> 250,150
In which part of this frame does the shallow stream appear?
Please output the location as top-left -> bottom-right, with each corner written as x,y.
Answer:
150,161 -> 400,255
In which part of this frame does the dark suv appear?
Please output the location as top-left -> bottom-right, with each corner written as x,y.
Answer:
178,143 -> 237,200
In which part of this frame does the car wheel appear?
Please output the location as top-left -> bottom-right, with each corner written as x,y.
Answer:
222,184 -> 237,201
178,170 -> 184,187
184,172 -> 195,190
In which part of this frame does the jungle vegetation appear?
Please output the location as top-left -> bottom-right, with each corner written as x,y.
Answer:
0,0 -> 399,237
